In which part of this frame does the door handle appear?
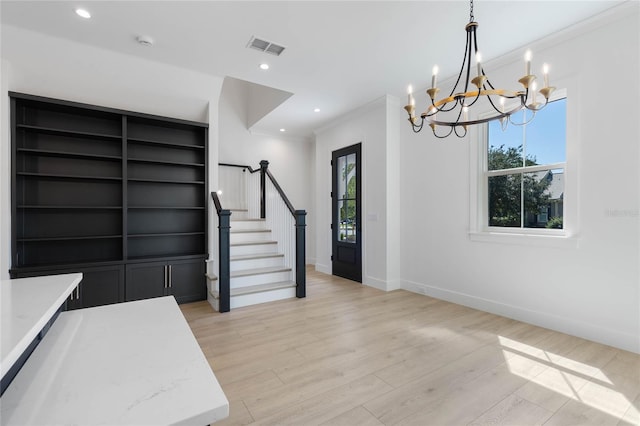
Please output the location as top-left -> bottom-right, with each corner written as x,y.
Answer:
168,265 -> 172,288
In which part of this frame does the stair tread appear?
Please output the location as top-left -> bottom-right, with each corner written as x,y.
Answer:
230,253 -> 283,261
231,266 -> 291,277
230,219 -> 265,222
210,281 -> 296,298
231,240 -> 277,246
230,229 -> 271,234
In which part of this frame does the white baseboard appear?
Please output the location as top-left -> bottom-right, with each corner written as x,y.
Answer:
401,279 -> 640,354
315,263 -> 331,275
364,275 -> 387,291
363,276 -> 401,292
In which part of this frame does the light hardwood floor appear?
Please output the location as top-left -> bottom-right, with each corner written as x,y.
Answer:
181,267 -> 640,426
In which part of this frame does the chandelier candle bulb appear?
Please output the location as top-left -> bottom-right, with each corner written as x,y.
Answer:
407,85 -> 413,106
432,65 -> 439,88
525,50 -> 532,75
530,81 -> 537,106
476,52 -> 482,77
543,63 -> 549,87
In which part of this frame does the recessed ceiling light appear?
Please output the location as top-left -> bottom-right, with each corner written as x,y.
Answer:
279,128 -> 286,132
75,8 -> 91,19
259,63 -> 269,70
314,108 -> 321,113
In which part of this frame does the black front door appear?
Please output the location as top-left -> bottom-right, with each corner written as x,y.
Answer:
332,143 -> 362,282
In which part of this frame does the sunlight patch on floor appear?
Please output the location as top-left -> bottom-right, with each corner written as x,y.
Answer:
498,336 -> 638,420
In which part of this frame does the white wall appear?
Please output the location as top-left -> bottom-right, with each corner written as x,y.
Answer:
314,95 -> 401,291
0,25 -> 224,279
218,77 -> 316,263
399,4 -> 639,353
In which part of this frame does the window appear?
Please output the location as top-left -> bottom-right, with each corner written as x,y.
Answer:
485,97 -> 566,231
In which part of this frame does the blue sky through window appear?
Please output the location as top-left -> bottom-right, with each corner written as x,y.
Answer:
489,98 -> 566,166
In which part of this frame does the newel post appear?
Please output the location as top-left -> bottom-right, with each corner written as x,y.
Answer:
259,160 -> 269,219
218,209 -> 231,313
295,210 -> 307,298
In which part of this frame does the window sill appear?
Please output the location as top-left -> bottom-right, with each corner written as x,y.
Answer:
469,230 -> 579,249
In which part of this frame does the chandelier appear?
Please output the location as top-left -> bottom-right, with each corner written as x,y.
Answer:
404,0 -> 555,138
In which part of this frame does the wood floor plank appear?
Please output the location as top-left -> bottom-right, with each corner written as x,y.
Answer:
467,394 -> 553,426
363,344 -> 509,424
254,374 -> 393,426
320,406 -> 384,426
392,362 -> 528,426
179,267 -> 640,426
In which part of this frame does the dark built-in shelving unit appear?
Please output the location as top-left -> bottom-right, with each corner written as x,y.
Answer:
10,92 -> 208,309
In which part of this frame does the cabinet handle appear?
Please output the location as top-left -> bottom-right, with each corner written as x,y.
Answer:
76,286 -> 80,300
164,265 -> 168,289
70,285 -> 79,301
168,265 -> 172,288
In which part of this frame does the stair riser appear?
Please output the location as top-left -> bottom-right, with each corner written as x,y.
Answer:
231,271 -> 292,288
230,243 -> 278,256
230,232 -> 272,243
230,221 -> 267,231
230,257 -> 285,271
230,287 -> 297,309
229,211 -> 249,220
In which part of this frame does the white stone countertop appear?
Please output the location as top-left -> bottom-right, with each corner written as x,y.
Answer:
0,273 -> 82,380
0,296 -> 229,425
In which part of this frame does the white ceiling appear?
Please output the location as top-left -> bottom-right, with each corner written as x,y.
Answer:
0,1 -> 625,138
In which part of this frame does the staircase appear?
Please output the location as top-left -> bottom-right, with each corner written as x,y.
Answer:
207,209 -> 297,311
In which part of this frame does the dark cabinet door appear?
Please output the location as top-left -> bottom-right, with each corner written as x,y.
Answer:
125,261 -> 168,302
169,259 -> 206,304
77,266 -> 125,309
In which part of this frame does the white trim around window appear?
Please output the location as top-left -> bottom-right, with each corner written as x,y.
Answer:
469,87 -> 579,248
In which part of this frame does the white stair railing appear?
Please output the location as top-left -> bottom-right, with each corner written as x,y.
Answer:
218,164 -> 248,210
265,177 -> 295,276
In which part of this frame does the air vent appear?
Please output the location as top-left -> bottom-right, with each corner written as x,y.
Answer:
247,36 -> 286,56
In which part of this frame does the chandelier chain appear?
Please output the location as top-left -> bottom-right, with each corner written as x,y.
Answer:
469,0 -> 474,22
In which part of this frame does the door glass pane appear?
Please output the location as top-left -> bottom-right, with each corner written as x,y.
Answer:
338,154 -> 356,201
337,155 -> 347,200
338,199 -> 357,243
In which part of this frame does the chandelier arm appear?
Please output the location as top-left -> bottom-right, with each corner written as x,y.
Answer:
431,125 -> 454,139
453,125 -> 468,138
465,89 -> 483,108
508,108 -> 536,126
473,29 -> 496,91
410,116 -> 425,133
448,28 -> 472,99
429,98 -> 459,114
463,30 -> 474,94
485,93 -> 508,115
524,96 -> 550,111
